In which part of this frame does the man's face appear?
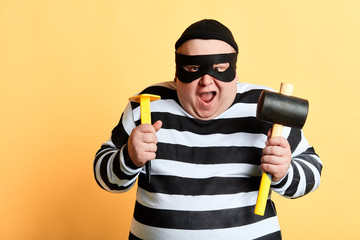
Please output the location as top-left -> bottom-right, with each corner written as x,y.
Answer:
175,39 -> 238,121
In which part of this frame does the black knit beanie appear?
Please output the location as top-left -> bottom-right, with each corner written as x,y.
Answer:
175,19 -> 238,52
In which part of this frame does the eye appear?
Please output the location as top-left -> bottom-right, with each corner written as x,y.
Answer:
183,65 -> 200,72
213,63 -> 230,72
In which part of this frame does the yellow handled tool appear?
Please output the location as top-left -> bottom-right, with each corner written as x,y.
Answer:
254,83 -> 296,216
129,94 -> 161,183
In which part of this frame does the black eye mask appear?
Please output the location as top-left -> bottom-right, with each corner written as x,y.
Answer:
175,52 -> 237,83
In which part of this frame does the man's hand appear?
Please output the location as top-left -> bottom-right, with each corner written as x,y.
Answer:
127,120 -> 162,167
261,129 -> 292,182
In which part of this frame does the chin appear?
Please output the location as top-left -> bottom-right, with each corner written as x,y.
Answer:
195,111 -> 218,120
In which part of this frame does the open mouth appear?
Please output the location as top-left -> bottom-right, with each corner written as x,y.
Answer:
199,91 -> 216,104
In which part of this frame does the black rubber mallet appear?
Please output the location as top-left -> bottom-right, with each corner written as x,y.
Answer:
254,83 -> 309,216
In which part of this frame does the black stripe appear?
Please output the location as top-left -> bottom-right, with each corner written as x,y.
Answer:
129,232 -> 142,240
253,230 -> 282,240
271,174 -> 288,189
233,89 -> 263,104
295,148 -> 322,173
111,113 -> 130,148
133,200 -> 276,230
294,159 -> 316,194
157,143 -> 263,165
138,174 -> 261,195
302,146 -> 319,157
287,128 -> 301,153
95,145 -> 113,156
284,161 -> 301,197
149,112 -> 272,135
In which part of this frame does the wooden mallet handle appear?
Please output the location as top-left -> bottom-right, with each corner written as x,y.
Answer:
254,83 -> 294,216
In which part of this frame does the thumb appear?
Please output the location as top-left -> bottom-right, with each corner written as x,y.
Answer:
153,120 -> 163,132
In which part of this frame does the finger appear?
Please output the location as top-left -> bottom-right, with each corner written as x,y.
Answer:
266,136 -> 290,148
262,145 -> 281,156
137,124 -> 156,134
263,144 -> 289,156
260,162 -> 289,182
142,132 -> 158,144
153,120 -> 163,132
145,143 -> 158,153
136,152 -> 156,166
261,155 -> 283,165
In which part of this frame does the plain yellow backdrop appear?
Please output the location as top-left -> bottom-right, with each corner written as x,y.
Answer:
1,0 -> 359,239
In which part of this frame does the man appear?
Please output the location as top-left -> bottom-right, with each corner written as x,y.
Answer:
94,19 -> 322,240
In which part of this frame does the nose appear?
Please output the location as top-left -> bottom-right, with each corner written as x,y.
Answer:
199,74 -> 214,86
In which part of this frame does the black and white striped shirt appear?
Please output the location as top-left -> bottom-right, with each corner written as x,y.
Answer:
94,81 -> 322,240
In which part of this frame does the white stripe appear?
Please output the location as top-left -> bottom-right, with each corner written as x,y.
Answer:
155,101 -> 258,120
282,126 -> 291,139
151,160 -> 261,178
292,130 -> 311,156
136,188 -> 259,211
237,82 -> 274,94
215,102 -> 257,119
292,161 -> 307,197
130,216 -> 280,240
294,156 -> 322,193
157,129 -> 267,148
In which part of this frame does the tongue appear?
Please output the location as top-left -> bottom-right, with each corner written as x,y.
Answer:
200,92 -> 214,102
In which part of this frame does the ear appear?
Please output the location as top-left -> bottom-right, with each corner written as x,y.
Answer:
234,75 -> 239,82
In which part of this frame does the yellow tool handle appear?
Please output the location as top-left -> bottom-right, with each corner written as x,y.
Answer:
139,96 -> 152,183
254,83 -> 293,216
140,96 -> 151,124
254,123 -> 283,216
254,172 -> 272,215
128,94 -> 160,184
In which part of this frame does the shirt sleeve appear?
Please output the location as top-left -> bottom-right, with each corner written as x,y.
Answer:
93,103 -> 142,193
271,127 -> 323,198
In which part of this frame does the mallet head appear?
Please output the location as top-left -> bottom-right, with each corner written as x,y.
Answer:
257,90 -> 309,129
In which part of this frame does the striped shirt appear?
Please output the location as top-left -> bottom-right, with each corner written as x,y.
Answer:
94,81 -> 322,240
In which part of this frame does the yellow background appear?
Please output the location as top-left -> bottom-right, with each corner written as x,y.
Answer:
1,0 -> 359,239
